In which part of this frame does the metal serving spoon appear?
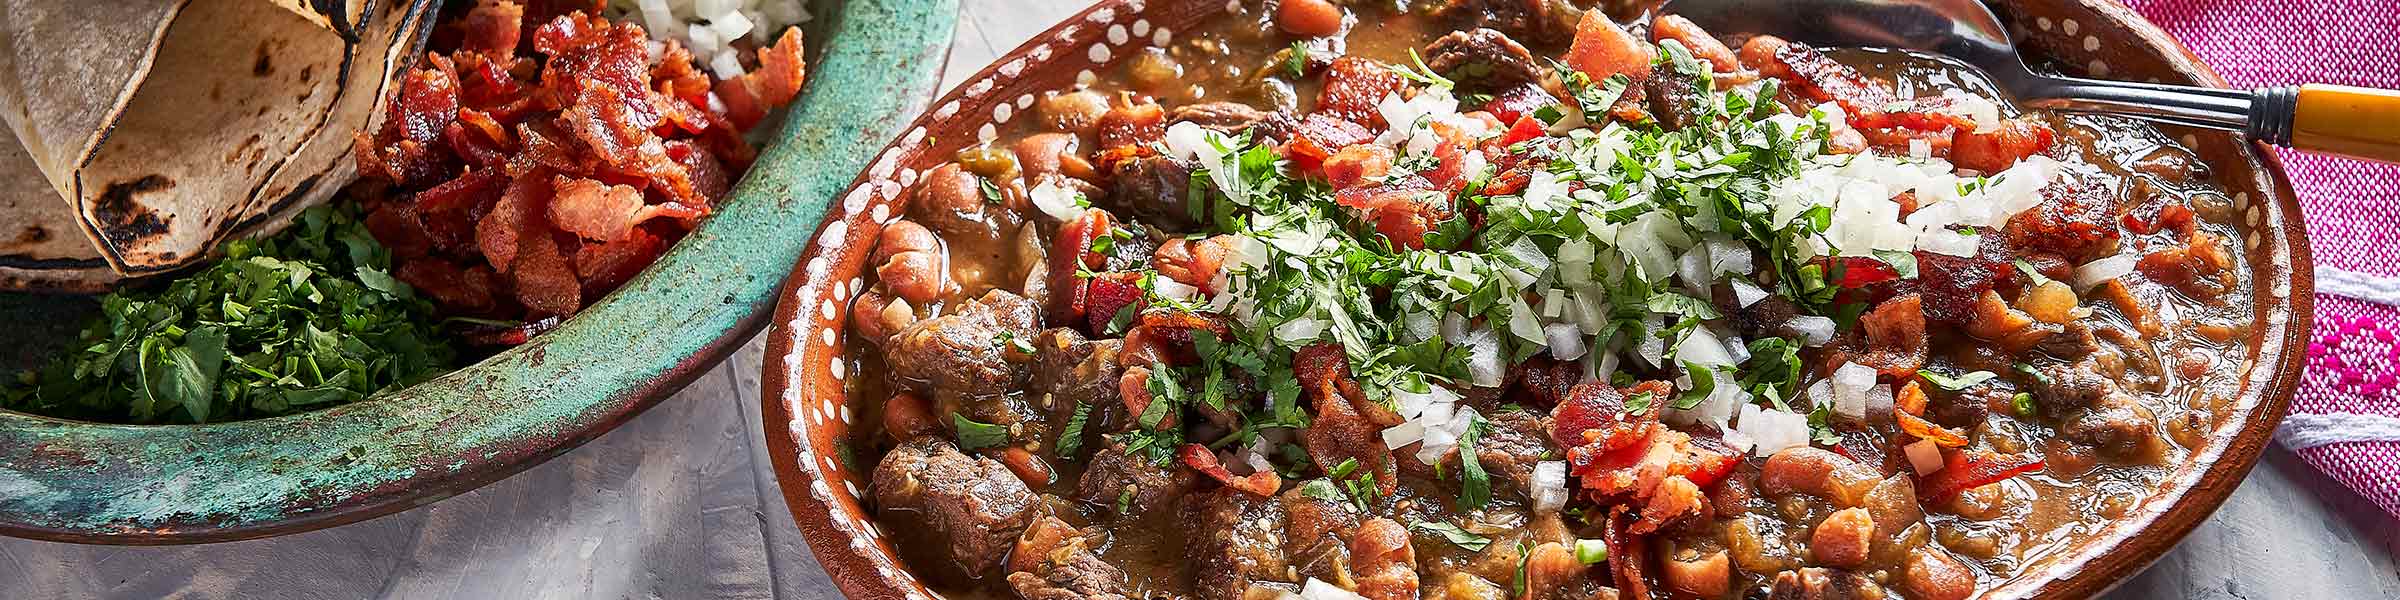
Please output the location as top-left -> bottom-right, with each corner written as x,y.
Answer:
1662,0 -> 2400,163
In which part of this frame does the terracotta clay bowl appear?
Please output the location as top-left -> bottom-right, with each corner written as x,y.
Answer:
0,0 -> 958,544
760,0 -> 2312,597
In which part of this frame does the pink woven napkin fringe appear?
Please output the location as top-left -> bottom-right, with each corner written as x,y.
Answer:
2119,0 -> 2400,518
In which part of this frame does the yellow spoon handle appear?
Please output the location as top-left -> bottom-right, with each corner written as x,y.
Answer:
2285,84 -> 2400,164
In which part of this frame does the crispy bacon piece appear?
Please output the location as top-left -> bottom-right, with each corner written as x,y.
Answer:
548,177 -> 650,241
1280,114 -> 1375,174
1315,56 -> 1407,129
460,0 -> 525,56
1152,235 -> 1235,293
1605,506 -> 1655,600
511,230 -> 583,317
395,257 -> 500,315
1348,518 -> 1421,600
1295,342 -> 1401,497
715,28 -> 809,129
1552,381 -> 1658,452
1337,185 -> 1451,250
1180,444 -> 1282,497
2006,182 -> 2121,262
1044,208 -> 1115,326
358,8 -> 803,333
1321,145 -> 1395,191
1480,83 -> 1559,124
1084,272 -> 1147,335
1851,294 -> 1928,378
573,227 -> 666,295
1916,449 -> 2045,501
1750,36 -> 1978,134
1572,424 -> 1741,501
1951,118 -> 2057,173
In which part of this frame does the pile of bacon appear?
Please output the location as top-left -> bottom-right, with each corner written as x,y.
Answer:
352,0 -> 805,333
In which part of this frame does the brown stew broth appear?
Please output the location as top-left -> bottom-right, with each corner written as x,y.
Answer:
839,2 -> 2255,598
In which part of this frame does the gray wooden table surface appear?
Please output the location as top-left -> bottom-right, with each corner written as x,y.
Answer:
3,2 -> 2396,598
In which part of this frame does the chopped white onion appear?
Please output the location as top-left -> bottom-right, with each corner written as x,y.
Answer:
1274,317 -> 1326,343
1546,323 -> 1588,361
1739,403 -> 1812,456
1730,279 -> 1770,308
1675,326 -> 1735,367
1789,315 -> 1838,347
1831,362 -> 1876,421
1027,179 -> 1085,222
1707,237 -> 1755,275
708,49 -> 746,79
1441,311 -> 1468,343
1301,578 -> 1372,600
1635,315 -> 1668,368
1908,138 -> 1932,160
1464,326 -> 1504,387
1532,461 -> 1569,513
1152,277 -> 1200,301
707,9 -> 755,42
1906,439 -> 1946,475
2074,253 -> 2140,291
1866,383 -> 1895,419
1380,420 -> 1427,450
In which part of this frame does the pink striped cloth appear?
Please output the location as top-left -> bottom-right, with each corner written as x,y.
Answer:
2117,0 -> 2400,517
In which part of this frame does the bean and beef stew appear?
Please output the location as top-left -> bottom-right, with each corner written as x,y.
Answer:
841,1 -> 2253,598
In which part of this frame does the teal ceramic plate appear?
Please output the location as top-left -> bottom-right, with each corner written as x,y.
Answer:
0,0 -> 958,544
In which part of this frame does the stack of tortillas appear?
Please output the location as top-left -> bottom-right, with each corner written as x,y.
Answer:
0,0 -> 438,292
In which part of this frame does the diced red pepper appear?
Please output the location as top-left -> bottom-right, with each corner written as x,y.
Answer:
1499,114 -> 1546,147
1916,449 -> 2045,501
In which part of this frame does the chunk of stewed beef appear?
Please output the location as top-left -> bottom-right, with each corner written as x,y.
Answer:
1171,101 -> 1275,133
870,439 -> 1040,575
1644,65 -> 1708,131
887,289 -> 1039,401
1106,154 -> 1204,231
1468,409 -> 1559,497
1184,489 -> 1297,600
1279,488 -> 1363,582
1077,441 -> 1196,514
1425,28 -> 1544,87
1429,0 -> 1582,45
1008,516 -> 1134,600
1767,567 -> 1884,600
1029,327 -> 1123,425
2060,393 -> 2159,461
2024,361 -> 2114,415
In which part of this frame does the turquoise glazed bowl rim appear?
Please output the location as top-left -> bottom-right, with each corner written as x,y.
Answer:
0,0 -> 957,545
762,1 -> 2311,599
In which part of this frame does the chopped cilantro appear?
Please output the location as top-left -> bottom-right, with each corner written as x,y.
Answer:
952,414 -> 1009,451
1054,401 -> 1093,459
1457,416 -> 1493,510
1918,369 -> 1999,391
1415,521 -> 1494,552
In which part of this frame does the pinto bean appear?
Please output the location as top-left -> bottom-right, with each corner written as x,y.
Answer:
1810,508 -> 1876,567
1651,14 -> 1739,72
1039,90 -> 1111,136
1902,546 -> 1978,600
1661,550 -> 1732,598
1759,447 -> 1882,507
1013,133 -> 1087,183
878,250 -> 952,305
851,290 -> 917,343
874,220 -> 941,266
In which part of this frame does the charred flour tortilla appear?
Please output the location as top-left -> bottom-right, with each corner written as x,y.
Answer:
0,0 -> 437,287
